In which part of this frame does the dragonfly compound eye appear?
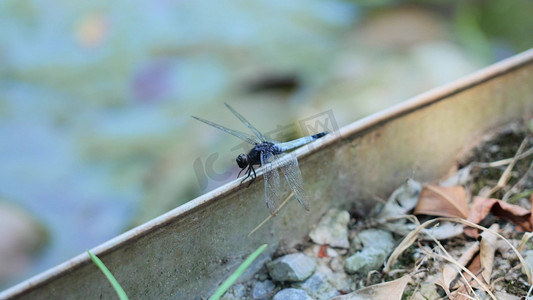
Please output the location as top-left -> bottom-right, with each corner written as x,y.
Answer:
236,154 -> 248,168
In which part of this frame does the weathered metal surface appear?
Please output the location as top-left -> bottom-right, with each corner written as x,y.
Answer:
2,49 -> 533,299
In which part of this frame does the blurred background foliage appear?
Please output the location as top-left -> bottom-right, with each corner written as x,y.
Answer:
1,0 -> 532,290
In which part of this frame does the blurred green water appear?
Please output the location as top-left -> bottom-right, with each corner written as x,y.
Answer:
0,0 -> 356,289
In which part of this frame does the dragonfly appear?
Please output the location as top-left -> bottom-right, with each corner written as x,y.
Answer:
192,103 -> 328,214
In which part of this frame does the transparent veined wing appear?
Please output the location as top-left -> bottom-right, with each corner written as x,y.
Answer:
260,151 -> 282,215
275,153 -> 309,211
224,103 -> 272,143
191,115 -> 261,145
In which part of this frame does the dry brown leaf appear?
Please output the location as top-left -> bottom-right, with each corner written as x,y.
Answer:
422,217 -> 532,285
465,197 -> 532,238
432,278 -> 451,299
329,275 -> 410,300
384,217 -> 532,286
453,254 -> 482,300
442,241 -> 480,289
384,222 -> 425,273
419,238 -> 495,299
456,224 -> 499,297
479,224 -> 498,286
414,185 -> 468,219
421,221 -> 464,241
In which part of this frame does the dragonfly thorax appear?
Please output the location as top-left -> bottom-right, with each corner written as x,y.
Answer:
236,142 -> 282,169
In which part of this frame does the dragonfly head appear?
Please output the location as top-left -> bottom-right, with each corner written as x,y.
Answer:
236,153 -> 249,169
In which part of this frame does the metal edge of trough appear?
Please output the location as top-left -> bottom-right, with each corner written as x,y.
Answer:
2,49 -> 533,299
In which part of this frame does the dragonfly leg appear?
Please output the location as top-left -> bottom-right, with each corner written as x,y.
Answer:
240,173 -> 249,185
237,167 -> 247,178
247,166 -> 257,187
240,166 -> 253,185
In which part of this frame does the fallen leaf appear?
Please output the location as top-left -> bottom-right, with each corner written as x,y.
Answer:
384,224 -> 424,273
442,241 -> 480,289
455,224 -> 499,297
478,224 -> 499,286
453,254 -> 481,300
465,197 -> 532,238
329,275 -> 410,300
421,221 -> 464,241
318,243 -> 329,258
414,185 -> 468,219
379,220 -> 418,237
439,165 -> 473,187
377,179 -> 422,219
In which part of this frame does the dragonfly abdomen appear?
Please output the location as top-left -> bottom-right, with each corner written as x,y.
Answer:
276,131 -> 328,152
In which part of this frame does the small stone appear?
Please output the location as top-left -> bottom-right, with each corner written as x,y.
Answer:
273,288 -> 313,300
345,229 -> 395,274
252,280 -> 275,300
324,267 -> 352,294
267,253 -> 316,282
220,283 -> 248,300
475,290 -> 488,299
293,266 -> 337,299
493,291 -> 521,300
352,229 -> 394,251
345,247 -> 387,274
329,258 -> 344,273
309,209 -> 350,248
254,268 -> 270,281
411,282 -> 440,300
0,202 -> 48,285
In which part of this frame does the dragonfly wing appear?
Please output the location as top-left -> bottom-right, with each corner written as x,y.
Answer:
191,115 -> 260,144
261,151 -> 282,214
224,103 -> 271,142
275,154 -> 309,211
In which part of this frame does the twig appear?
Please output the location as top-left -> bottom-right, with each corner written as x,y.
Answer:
247,192 -> 294,237
365,270 -> 380,286
490,276 -> 506,290
419,245 -> 488,299
485,138 -> 529,198
472,146 -> 533,168
502,161 -> 533,202
384,217 -> 533,284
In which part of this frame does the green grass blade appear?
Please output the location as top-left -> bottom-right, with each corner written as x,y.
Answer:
209,244 -> 268,300
88,251 -> 129,300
